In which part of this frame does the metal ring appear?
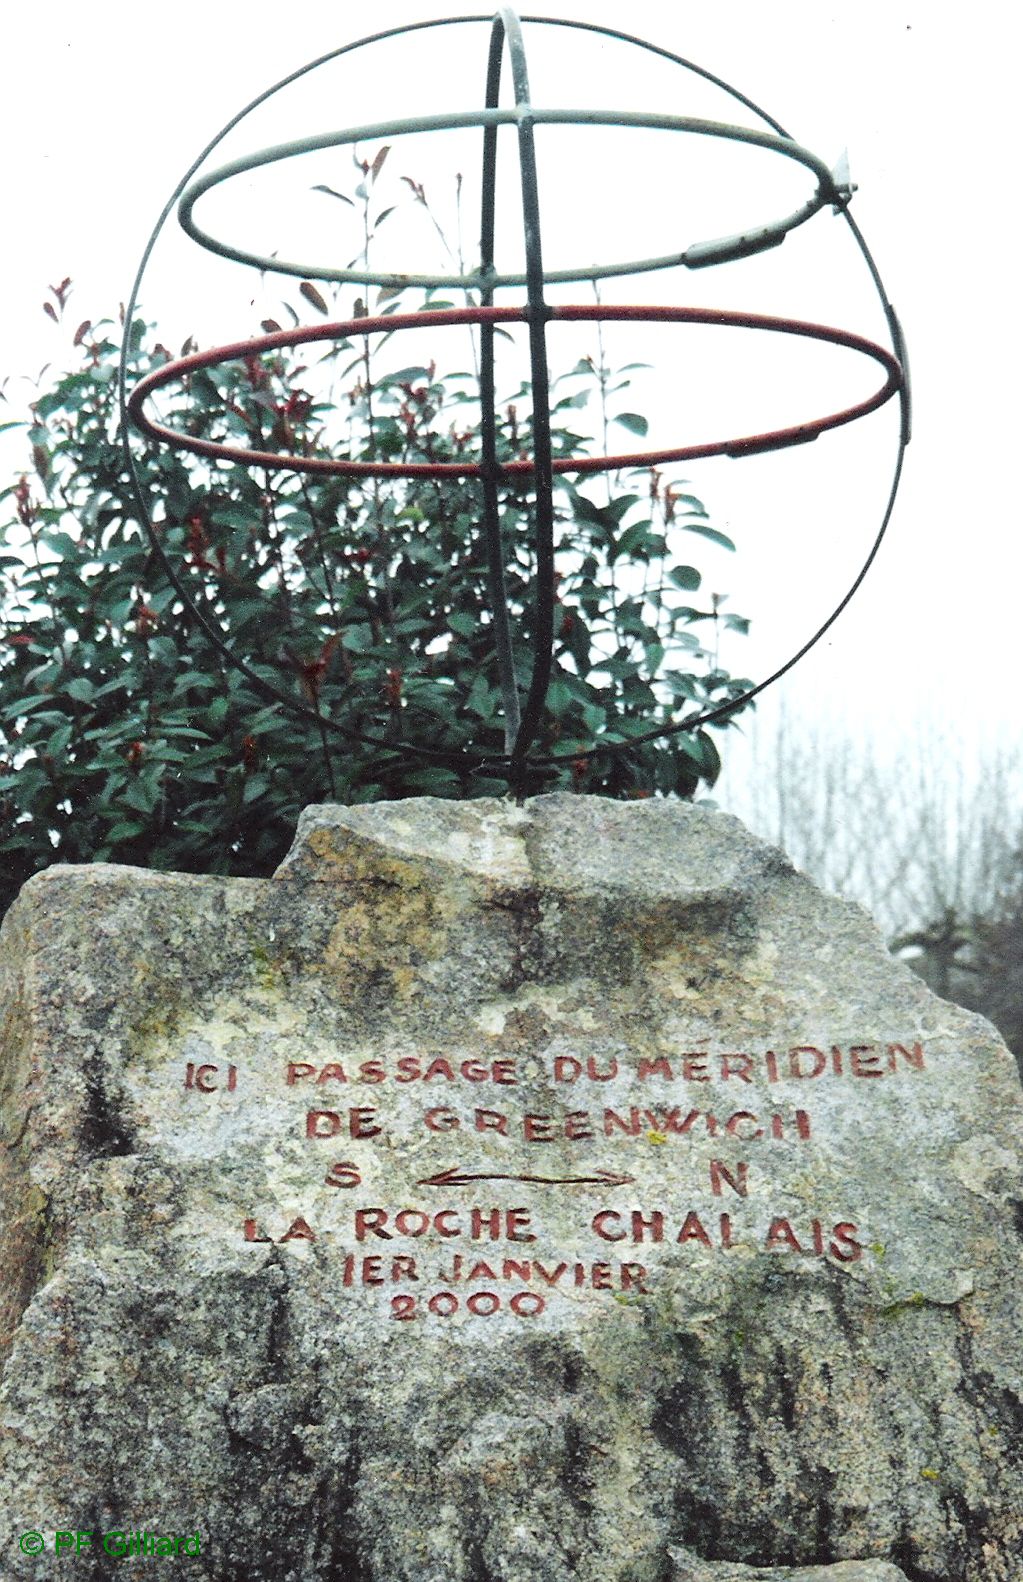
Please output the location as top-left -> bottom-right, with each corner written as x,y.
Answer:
127,304 -> 902,478
178,109 -> 843,291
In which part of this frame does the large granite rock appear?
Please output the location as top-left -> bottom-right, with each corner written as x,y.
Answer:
0,795 -> 1020,1581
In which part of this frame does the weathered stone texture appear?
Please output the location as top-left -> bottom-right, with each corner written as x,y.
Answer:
670,1552 -> 911,1581
0,795 -> 1020,1581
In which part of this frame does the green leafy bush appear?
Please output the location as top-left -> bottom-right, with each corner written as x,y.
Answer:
0,252 -> 752,914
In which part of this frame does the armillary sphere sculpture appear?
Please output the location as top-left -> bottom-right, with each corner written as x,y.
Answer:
120,10 -> 909,795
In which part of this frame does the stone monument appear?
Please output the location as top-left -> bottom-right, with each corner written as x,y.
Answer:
0,795 -> 1020,1579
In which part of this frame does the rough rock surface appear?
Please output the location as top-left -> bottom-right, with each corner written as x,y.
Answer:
0,795 -> 1020,1582
670,1552 -> 910,1581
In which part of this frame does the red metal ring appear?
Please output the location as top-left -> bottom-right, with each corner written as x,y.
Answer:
127,304 -> 903,478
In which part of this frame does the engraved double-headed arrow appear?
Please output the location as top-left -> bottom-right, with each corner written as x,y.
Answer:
416,1166 -> 635,1188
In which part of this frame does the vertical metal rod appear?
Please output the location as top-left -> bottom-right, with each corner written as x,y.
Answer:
479,19 -> 522,753
496,7 -> 557,775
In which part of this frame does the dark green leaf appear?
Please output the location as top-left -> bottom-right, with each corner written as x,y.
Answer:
612,412 -> 649,437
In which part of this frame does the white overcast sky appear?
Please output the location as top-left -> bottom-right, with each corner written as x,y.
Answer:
1,0 -> 1020,784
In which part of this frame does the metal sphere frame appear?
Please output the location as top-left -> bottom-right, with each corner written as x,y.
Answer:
119,8 -> 911,787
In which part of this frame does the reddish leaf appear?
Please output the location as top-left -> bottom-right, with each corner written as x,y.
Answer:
370,145 -> 390,183
299,281 -> 329,316
72,320 -> 91,347
42,302 -> 58,323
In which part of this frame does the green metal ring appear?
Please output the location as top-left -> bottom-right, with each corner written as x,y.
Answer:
178,107 -> 844,290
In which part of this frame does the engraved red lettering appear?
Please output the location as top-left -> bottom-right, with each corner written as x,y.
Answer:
524,1113 -> 556,1142
772,1110 -> 812,1140
362,1256 -> 384,1284
510,1291 -> 545,1316
709,1159 -> 749,1197
592,1263 -> 613,1289
721,1054 -> 754,1083
195,1064 -> 218,1093
434,1210 -> 460,1238
324,1160 -> 361,1189
831,1045 -> 843,1076
391,1256 -> 418,1282
355,1208 -> 392,1241
306,1110 -> 343,1139
720,1212 -> 733,1248
423,1058 -> 455,1082
554,1056 -> 582,1083
765,1049 -> 780,1082
887,1041 -> 925,1072
507,1209 -> 536,1243
587,1055 -> 618,1081
637,1056 -> 673,1081
471,1208 -> 501,1241
604,1107 -> 642,1136
287,1062 -> 315,1085
534,1261 -> 569,1285
725,1111 -> 763,1140
460,1060 -> 489,1082
425,1107 -> 458,1132
677,1212 -> 712,1247
631,1210 -> 664,1243
493,1060 -> 517,1085
349,1106 -> 381,1139
766,1217 -> 803,1253
243,1218 -> 271,1243
227,1065 -> 238,1091
184,1062 -> 195,1089
395,1056 -> 421,1082
682,1053 -> 710,1081
391,1293 -> 416,1320
565,1110 -> 594,1140
475,1109 -> 508,1135
466,1260 -> 498,1281
830,1222 -> 863,1262
593,1210 -> 626,1242
503,1259 -> 532,1281
467,1291 -> 500,1315
280,1216 -> 316,1243
789,1047 -> 826,1079
621,1262 -> 649,1292
643,1108 -> 700,1135
395,1210 -> 430,1236
359,1059 -> 386,1083
850,1046 -> 883,1077
316,1063 -> 347,1084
